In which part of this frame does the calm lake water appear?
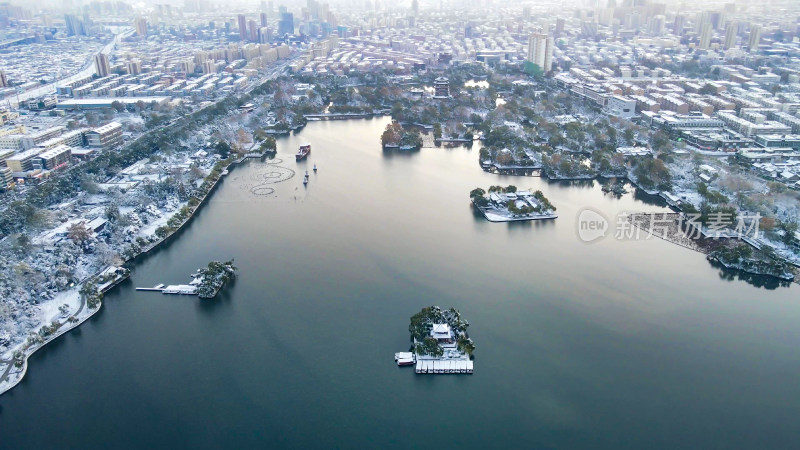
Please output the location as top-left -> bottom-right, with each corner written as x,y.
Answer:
1,118 -> 799,449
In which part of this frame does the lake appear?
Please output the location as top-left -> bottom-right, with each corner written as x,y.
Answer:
1,118 -> 799,449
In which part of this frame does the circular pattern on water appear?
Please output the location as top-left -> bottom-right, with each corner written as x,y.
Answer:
240,160 -> 296,197
250,186 -> 276,196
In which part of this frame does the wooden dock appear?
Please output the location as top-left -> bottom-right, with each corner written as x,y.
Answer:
136,283 -> 165,292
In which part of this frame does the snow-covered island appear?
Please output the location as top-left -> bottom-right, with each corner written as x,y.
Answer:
470,185 -> 558,222
195,260 -> 238,299
396,306 -> 474,374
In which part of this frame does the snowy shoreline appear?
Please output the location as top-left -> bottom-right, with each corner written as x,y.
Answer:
628,212 -> 799,285
0,284 -> 113,395
130,159 -> 237,261
0,158 -> 238,397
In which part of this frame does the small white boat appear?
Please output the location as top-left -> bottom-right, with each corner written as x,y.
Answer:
394,352 -> 416,366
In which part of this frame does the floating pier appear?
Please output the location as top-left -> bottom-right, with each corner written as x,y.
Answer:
162,285 -> 198,295
396,352 -> 473,374
413,359 -> 473,374
135,281 -> 197,295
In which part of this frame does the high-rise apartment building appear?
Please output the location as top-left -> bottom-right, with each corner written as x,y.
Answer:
134,16 -> 147,36
278,12 -> 294,36
238,14 -> 248,41
248,20 -> 258,41
64,14 -> 86,36
126,60 -> 142,75
202,60 -> 216,74
527,33 -> 553,72
748,25 -> 761,52
650,15 -> 665,35
694,11 -> 709,33
673,14 -> 686,36
259,27 -> 271,44
93,53 -> 110,77
710,11 -> 725,30
724,21 -> 737,49
699,22 -> 712,49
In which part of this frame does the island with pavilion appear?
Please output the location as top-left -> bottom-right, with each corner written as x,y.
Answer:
395,306 -> 474,374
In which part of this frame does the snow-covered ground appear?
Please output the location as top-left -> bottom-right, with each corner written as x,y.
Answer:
0,57 -> 294,395
0,152 -> 213,372
759,235 -> 800,266
37,290 -> 81,333
136,198 -> 183,238
0,287 -> 97,395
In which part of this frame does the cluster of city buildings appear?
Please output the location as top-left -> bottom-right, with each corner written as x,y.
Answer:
502,3 -> 800,188
111,31 -> 292,77
0,118 -> 122,187
552,61 -> 800,187
1,1 -> 303,103
55,71 -> 242,105
0,1 -> 310,193
0,37 -> 106,100
2,0 -> 800,190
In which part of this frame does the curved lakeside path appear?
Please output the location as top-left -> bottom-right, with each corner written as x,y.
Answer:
0,294 -> 91,395
0,358 -> 12,383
